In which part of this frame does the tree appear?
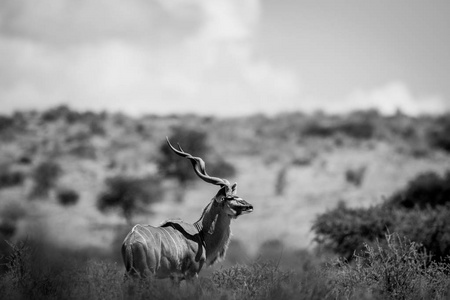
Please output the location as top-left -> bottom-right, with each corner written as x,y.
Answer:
97,175 -> 162,224
57,188 -> 79,206
157,126 -> 236,202
29,161 -> 61,199
156,127 -> 209,201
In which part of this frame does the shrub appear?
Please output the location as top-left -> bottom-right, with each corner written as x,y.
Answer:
274,167 -> 288,196
69,144 -> 96,159
313,170 -> 450,261
41,105 -> 82,124
427,114 -> 450,153
97,175 -> 163,223
302,112 -> 377,140
29,161 -> 62,199
393,206 -> 450,261
0,240 -> 116,299
328,233 -> 450,299
0,165 -> 24,189
221,240 -> 249,265
208,158 -> 236,180
0,115 -> 14,133
258,239 -> 285,261
386,171 -> 450,209
312,202 -> 395,260
0,200 -> 27,239
157,126 -> 209,187
57,188 -> 79,206
345,166 -> 367,187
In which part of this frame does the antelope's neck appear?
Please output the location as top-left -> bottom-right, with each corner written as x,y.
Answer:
194,201 -> 231,265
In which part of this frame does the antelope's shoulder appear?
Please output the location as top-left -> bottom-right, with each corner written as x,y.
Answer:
160,219 -> 199,237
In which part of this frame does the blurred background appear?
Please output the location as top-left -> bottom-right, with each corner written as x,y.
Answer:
1,0 -> 450,274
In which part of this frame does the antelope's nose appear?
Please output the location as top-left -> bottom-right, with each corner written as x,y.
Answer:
246,205 -> 253,212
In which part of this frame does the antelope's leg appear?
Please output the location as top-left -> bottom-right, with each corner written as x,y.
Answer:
130,242 -> 153,278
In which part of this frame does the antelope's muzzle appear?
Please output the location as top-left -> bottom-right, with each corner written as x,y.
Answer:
229,197 -> 253,218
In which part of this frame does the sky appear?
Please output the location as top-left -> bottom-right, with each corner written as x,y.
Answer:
0,0 -> 449,117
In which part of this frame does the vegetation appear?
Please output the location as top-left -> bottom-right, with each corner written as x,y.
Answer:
157,126 -> 210,186
427,114 -> 450,153
56,188 -> 79,206
0,200 -> 27,241
0,165 -> 24,189
345,165 -> 367,187
29,161 -> 62,199
327,233 -> 450,299
275,166 -> 289,196
1,233 -> 449,299
313,170 -> 450,261
2,106 -> 450,299
156,126 -> 235,201
97,175 -> 163,223
386,170 -> 450,209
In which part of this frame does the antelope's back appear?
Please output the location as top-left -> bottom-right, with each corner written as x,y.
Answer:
122,223 -> 204,278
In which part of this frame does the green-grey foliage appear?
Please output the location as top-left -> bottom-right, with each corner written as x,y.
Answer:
313,170 -> 450,261
0,165 -> 24,189
157,126 -> 210,186
327,234 -> 450,300
56,188 -> 79,206
29,161 -> 62,199
97,175 -> 163,223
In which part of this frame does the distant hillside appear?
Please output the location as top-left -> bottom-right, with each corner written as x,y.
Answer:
1,105 -> 450,253
1,105 -> 449,166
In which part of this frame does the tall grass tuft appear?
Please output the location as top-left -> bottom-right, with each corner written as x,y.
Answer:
212,260 -> 332,300
328,233 -> 450,299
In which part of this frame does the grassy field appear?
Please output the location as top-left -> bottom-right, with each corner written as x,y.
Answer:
8,139 -> 447,256
1,107 -> 450,298
1,233 -> 449,299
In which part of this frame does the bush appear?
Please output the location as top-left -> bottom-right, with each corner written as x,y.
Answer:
157,126 -> 210,187
393,206 -> 450,261
274,167 -> 288,196
258,239 -> 285,261
208,158 -> 236,180
29,161 -> 62,199
313,170 -> 450,261
97,175 -> 163,223
0,200 -> 27,240
57,188 -> 79,206
328,233 -> 450,299
0,115 -> 14,133
312,202 -> 395,260
427,114 -> 450,153
302,112 -> 377,140
0,240 -> 119,299
41,105 -> 82,124
387,171 -> 450,209
345,166 -> 367,188
0,165 -> 24,189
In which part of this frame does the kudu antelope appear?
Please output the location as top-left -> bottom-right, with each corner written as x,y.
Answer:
121,137 -> 253,281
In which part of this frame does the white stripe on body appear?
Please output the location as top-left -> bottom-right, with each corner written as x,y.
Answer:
132,225 -> 146,242
160,227 -> 180,263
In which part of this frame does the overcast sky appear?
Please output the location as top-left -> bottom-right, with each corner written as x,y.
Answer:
1,0 -> 449,116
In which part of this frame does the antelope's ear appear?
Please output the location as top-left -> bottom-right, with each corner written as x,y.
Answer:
231,182 -> 237,195
215,186 -> 228,202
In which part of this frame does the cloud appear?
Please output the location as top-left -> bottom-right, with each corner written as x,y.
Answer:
0,0 -> 302,116
340,82 -> 448,116
2,1 -> 447,117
